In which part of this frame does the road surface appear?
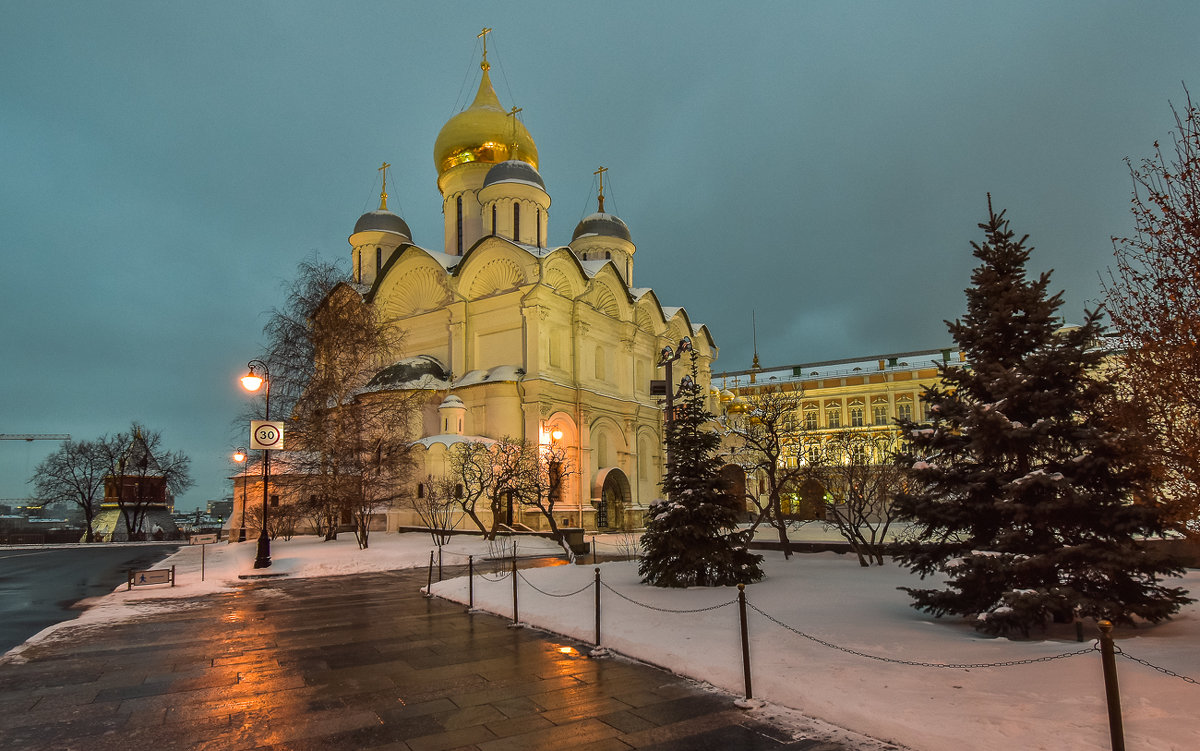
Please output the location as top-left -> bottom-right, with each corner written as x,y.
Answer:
0,543 -> 181,652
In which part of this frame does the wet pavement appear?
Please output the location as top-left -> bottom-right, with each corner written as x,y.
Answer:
0,569 -> 869,750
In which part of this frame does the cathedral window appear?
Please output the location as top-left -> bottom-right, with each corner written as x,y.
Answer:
537,208 -> 542,247
513,203 -> 520,241
594,345 -> 606,381
376,247 -> 382,275
456,196 -> 463,254
492,204 -> 497,235
417,483 -> 425,499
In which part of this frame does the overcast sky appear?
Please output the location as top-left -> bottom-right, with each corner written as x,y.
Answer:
2,1 -> 1197,511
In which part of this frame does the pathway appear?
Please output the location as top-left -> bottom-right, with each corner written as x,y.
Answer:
0,569 -> 885,750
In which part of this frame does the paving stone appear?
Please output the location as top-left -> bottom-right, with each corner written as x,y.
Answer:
0,568 -> 872,750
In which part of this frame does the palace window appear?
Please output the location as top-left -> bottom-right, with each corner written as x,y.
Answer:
804,409 -> 818,430
849,406 -> 864,427
851,442 -> 868,465
826,407 -> 841,429
897,402 -> 913,421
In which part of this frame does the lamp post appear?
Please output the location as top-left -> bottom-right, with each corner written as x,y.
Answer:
240,359 -> 272,569
656,336 -> 692,498
232,447 -> 247,542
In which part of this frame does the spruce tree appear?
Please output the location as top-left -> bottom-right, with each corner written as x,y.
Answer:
640,353 -> 764,587
893,199 -> 1191,636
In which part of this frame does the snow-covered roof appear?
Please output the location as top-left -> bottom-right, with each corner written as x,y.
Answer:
452,365 -> 525,388
362,355 -> 451,392
578,259 -> 608,277
716,348 -> 960,385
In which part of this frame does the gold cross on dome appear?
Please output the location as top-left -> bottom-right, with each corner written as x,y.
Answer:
478,27 -> 493,70
507,106 -> 523,159
594,166 -> 608,212
378,162 -> 391,210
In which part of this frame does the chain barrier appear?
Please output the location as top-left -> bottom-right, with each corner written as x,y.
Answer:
477,570 -> 512,582
1116,649 -> 1200,686
746,601 -> 1096,669
516,570 -> 594,598
599,580 -> 737,614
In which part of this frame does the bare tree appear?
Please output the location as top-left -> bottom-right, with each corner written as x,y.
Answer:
724,386 -> 815,559
512,440 -> 576,559
819,430 -> 904,566
407,474 -> 461,545
488,437 -> 532,538
1103,85 -> 1200,534
31,439 -> 107,542
96,424 -> 193,541
445,440 -> 496,537
263,258 -> 418,549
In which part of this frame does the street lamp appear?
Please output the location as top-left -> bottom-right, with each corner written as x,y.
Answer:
240,359 -> 272,569
232,447 -> 247,543
656,336 -> 692,495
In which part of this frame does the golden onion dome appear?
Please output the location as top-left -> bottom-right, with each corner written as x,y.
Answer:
434,65 -> 538,178
726,396 -> 749,415
719,389 -> 736,403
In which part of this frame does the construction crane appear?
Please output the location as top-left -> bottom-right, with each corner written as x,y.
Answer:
0,434 -> 71,441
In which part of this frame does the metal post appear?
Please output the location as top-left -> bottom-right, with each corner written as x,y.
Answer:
425,550 -> 434,597
738,583 -> 753,700
1098,620 -> 1125,751
594,567 -> 602,647
438,546 -> 443,582
592,534 -> 597,565
511,558 -> 519,625
468,555 -> 474,610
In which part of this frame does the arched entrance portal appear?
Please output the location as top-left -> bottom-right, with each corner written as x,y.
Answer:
591,467 -> 632,531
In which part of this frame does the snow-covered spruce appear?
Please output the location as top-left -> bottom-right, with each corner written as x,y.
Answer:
639,352 -> 763,587
892,198 -> 1191,637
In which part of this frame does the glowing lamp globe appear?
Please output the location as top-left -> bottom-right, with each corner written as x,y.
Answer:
241,373 -> 264,392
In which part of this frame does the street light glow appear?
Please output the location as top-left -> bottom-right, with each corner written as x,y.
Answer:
241,373 -> 264,392
232,448 -> 246,463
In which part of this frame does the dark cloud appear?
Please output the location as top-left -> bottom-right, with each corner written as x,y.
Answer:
2,2 -> 1197,509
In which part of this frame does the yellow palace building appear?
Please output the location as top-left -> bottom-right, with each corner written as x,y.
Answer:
715,349 -> 963,515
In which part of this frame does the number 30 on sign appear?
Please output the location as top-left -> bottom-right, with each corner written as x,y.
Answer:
250,420 -> 284,450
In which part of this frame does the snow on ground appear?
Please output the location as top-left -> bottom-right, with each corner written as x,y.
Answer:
6,532 -> 1199,751
431,545 -> 1200,751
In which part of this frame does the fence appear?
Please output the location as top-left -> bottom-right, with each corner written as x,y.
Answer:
424,552 -> 1199,751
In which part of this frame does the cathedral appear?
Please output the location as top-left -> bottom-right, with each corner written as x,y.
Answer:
343,37 -> 718,532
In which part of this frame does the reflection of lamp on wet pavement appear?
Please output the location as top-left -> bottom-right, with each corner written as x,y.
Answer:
232,447 -> 247,542
240,359 -> 272,569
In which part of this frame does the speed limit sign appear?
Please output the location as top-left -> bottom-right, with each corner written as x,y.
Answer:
250,420 -> 285,450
